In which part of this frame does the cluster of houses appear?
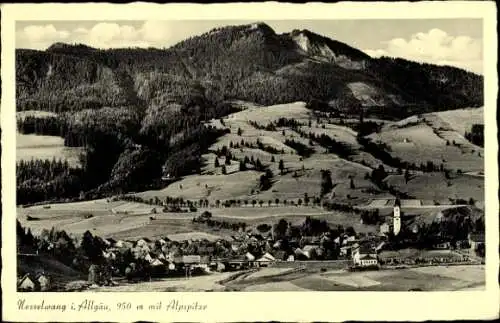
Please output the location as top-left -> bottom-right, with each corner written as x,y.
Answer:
17,198 -> 486,290
17,272 -> 52,292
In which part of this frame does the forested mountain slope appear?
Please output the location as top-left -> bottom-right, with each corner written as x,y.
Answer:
15,22 -> 484,206
16,22 -> 483,116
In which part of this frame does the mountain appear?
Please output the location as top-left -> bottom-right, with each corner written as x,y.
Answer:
16,22 -> 483,117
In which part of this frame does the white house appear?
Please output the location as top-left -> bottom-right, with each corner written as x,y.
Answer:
37,273 -> 51,291
137,238 -> 150,248
468,233 -> 485,251
352,245 -> 379,268
257,252 -> 276,266
357,254 -> 378,267
18,274 -> 38,291
379,223 -> 390,236
144,253 -> 155,264
102,250 -> 116,260
245,252 -> 255,261
302,245 -> 320,259
150,259 -> 165,267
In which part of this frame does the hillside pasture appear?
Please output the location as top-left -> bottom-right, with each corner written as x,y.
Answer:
201,206 -> 328,220
385,173 -> 484,203
16,110 -> 58,120
425,107 -> 484,136
226,101 -> 311,124
301,123 -> 359,147
252,154 -> 389,203
205,208 -> 378,234
17,133 -> 83,167
167,231 -> 225,242
368,123 -> 483,172
136,171 -> 262,202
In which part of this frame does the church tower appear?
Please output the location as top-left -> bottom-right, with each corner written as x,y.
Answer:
393,198 -> 401,236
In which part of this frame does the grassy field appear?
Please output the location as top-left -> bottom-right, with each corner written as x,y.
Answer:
369,108 -> 483,172
224,264 -> 484,291
369,124 -> 482,172
17,132 -> 83,167
137,171 -> 262,201
18,199 -> 379,240
385,172 -> 484,203
82,262 -> 485,292
16,110 -> 58,119
425,107 -> 484,136
94,271 -> 237,292
201,206 -> 377,233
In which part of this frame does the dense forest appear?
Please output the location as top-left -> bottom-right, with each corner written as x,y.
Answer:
16,81 -> 234,205
465,124 -> 484,147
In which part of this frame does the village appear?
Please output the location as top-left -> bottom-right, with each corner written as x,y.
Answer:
17,198 -> 485,292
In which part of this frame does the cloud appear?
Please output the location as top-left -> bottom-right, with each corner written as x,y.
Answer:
17,24 -> 70,48
363,28 -> 483,74
16,21 -> 217,50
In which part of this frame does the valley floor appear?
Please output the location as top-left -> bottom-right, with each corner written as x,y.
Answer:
88,264 -> 484,292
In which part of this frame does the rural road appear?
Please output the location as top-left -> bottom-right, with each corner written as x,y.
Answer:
355,204 -> 467,210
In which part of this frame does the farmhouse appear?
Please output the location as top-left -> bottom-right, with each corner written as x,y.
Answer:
432,242 -> 451,250
18,274 -> 39,291
352,245 -> 378,268
379,223 -> 390,236
182,255 -> 202,264
302,244 -> 320,259
36,273 -> 52,291
256,252 -> 276,266
136,238 -> 152,248
468,233 -> 485,251
273,250 -> 287,261
245,252 -> 256,261
114,240 -> 133,249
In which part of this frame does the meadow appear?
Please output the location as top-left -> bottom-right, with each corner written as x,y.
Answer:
18,198 -> 378,240
17,132 -> 83,167
16,102 -> 484,247
224,264 -> 485,291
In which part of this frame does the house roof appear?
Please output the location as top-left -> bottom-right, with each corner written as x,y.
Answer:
261,252 -> 275,261
273,250 -> 287,260
303,244 -> 319,252
357,244 -> 376,254
151,259 -> 164,266
469,233 -> 485,242
360,254 -> 377,260
245,252 -> 255,261
18,274 -> 40,289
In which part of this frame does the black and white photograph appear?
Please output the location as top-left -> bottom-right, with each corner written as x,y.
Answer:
0,1 -> 495,310
11,16 -> 489,293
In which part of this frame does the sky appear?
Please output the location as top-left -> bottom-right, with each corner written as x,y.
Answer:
15,19 -> 483,74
